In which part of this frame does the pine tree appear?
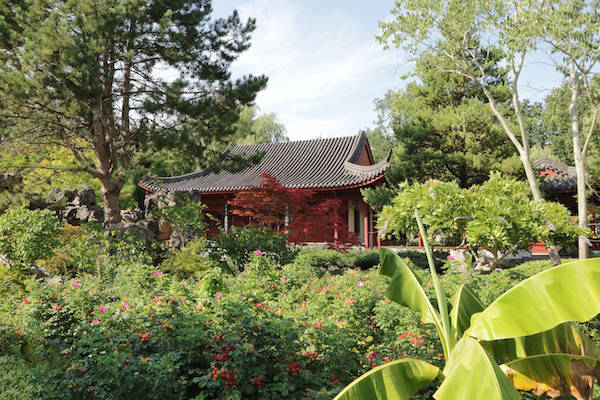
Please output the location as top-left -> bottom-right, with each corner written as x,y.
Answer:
0,0 -> 267,224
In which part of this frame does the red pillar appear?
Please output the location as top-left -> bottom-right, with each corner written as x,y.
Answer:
363,203 -> 369,248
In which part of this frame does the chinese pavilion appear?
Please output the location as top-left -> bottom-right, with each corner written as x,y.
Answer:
138,132 -> 389,247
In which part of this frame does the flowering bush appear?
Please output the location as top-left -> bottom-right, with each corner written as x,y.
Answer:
211,225 -> 298,272
2,238 -> 569,400
0,246 -> 446,399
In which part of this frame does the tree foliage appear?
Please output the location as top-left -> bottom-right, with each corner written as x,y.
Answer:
380,54 -> 521,188
228,173 -> 359,247
0,0 -> 267,223
0,206 -> 63,268
233,106 -> 288,145
379,174 -> 584,270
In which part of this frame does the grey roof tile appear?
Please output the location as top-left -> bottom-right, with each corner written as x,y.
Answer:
534,158 -> 577,191
140,132 -> 389,193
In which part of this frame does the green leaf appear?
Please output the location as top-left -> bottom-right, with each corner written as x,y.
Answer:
501,354 -> 599,399
333,359 -> 442,400
434,337 -> 520,400
449,283 -> 484,340
379,248 -> 440,325
468,258 -> 600,341
481,322 -> 600,363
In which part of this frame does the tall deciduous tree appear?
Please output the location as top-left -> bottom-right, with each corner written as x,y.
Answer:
540,0 -> 600,258
0,0 -> 267,224
378,0 -> 561,262
378,0 -> 543,200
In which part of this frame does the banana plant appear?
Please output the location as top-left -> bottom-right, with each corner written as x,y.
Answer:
335,212 -> 600,400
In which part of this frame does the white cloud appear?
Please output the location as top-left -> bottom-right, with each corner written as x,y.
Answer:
230,0 -> 406,140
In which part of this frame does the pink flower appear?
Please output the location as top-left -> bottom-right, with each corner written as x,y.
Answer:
447,255 -> 454,260
254,249 -> 262,255
153,270 -> 163,277
91,319 -> 99,326
215,292 -> 222,299
70,280 -> 81,287
357,281 -> 365,287
98,306 -> 107,312
242,269 -> 249,274
313,321 -> 323,329
121,301 -> 129,309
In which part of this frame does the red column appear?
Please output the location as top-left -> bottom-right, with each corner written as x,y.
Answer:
363,203 -> 369,248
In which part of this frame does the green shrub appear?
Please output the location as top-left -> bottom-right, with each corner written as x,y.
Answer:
160,238 -> 219,277
39,223 -> 159,278
393,249 -> 449,271
0,356 -> 58,400
348,249 -> 380,269
293,248 -> 353,270
211,226 -> 298,272
0,206 -> 62,268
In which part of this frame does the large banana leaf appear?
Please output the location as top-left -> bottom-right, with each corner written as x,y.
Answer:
482,322 -> 600,362
333,359 -> 442,400
449,283 -> 484,340
434,337 -> 520,400
501,354 -> 599,400
379,248 -> 440,325
468,258 -> 600,341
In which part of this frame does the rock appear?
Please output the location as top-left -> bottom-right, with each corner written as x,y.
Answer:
59,206 -> 79,225
54,189 -> 77,205
136,219 -> 160,236
121,209 -> 144,223
73,186 -> 97,206
143,189 -> 180,218
108,221 -> 155,242
47,188 -> 61,203
75,206 -> 92,222
87,206 -> 104,223
25,193 -> 49,210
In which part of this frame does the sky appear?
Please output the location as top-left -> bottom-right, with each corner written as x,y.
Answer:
212,1 -> 566,142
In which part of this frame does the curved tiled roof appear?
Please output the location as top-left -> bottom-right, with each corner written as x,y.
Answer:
139,133 -> 389,193
534,158 -> 577,191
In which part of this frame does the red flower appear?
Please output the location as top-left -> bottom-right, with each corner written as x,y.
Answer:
251,376 -> 266,387
286,361 -> 303,375
313,321 -> 323,329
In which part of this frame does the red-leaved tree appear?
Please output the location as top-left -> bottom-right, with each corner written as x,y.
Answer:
228,173 -> 359,247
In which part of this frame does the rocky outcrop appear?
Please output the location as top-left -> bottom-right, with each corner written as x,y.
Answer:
47,186 -> 104,225
44,186 -> 162,241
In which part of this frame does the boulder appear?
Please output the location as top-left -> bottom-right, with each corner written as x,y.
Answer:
121,209 -> 144,223
54,189 -> 77,205
108,221 -> 156,242
59,206 -> 79,225
73,186 -> 97,206
87,206 -> 104,223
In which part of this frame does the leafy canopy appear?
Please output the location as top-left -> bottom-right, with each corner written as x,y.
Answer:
0,0 -> 267,222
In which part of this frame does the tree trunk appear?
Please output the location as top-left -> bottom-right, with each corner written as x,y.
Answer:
481,82 -> 561,264
569,60 -> 588,259
101,177 -> 122,225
